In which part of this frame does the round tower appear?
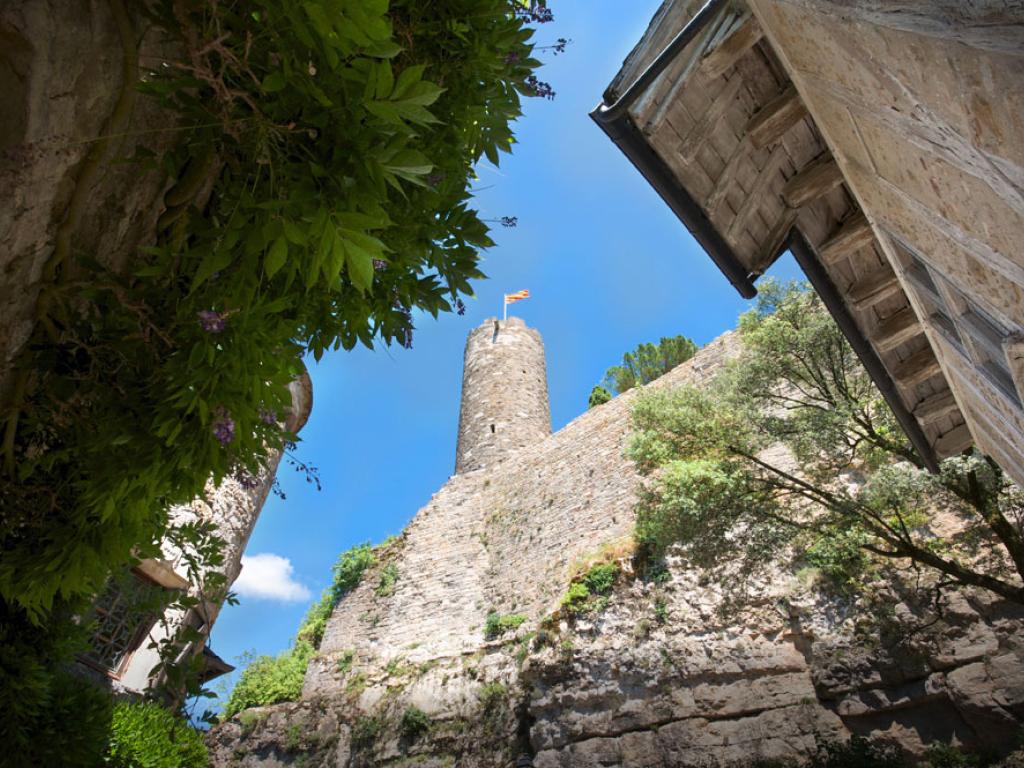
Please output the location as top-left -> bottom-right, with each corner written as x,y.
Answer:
455,317 -> 551,474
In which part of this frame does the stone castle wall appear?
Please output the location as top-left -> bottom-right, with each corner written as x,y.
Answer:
211,328 -> 1024,768
455,317 -> 552,474
307,332 -> 737,694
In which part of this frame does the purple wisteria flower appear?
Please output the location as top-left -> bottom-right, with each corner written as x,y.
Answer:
213,413 -> 236,445
504,52 -> 520,65
259,407 -> 278,426
373,259 -> 388,272
426,172 -> 446,188
198,309 -> 227,333
525,75 -> 555,100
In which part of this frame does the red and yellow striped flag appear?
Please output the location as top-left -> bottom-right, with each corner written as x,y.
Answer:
504,289 -> 530,304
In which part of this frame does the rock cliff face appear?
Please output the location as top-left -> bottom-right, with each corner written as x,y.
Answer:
208,326 -> 1024,767
0,1 -> 181,400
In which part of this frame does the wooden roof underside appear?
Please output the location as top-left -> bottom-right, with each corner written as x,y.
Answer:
609,0 -> 968,460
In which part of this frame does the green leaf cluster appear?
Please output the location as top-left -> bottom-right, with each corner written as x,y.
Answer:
0,601 -> 114,768
560,562 -> 619,615
107,700 -> 209,768
588,385 -> 612,409
483,611 -> 527,640
375,561 -> 399,597
2,0 -> 550,626
297,542 -> 377,647
601,335 -> 698,394
399,705 -> 431,740
629,280 -> 1024,606
222,640 -> 315,719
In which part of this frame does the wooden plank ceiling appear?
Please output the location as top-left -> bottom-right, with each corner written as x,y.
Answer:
622,0 -> 969,459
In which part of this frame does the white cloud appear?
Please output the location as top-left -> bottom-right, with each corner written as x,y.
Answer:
234,553 -> 312,603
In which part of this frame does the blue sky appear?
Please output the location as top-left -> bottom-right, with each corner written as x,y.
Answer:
208,1 -> 802,708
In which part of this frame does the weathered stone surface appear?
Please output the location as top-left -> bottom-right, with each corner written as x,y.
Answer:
456,317 -> 552,474
0,1 -> 182,400
209,332 -> 1024,766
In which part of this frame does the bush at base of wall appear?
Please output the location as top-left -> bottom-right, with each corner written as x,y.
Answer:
107,700 -> 209,768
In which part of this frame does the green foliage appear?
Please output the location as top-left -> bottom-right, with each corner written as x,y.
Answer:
920,743 -> 986,768
346,671 -> 369,695
337,650 -> 355,676
222,640 -> 314,719
560,582 -> 591,614
107,700 -> 209,768
560,562 -> 620,615
588,385 -> 612,409
629,280 -> 1024,606
0,596 -> 115,768
1,0 -> 550,622
400,706 -> 431,739
228,537 -> 401,715
582,563 -> 619,595
653,597 -> 668,624
602,335 -> 698,394
352,715 -> 383,749
477,682 -> 507,710
484,611 -> 527,640
376,562 -> 400,597
297,542 -> 377,648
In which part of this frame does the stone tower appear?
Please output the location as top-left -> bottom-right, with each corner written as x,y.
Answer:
455,316 -> 551,474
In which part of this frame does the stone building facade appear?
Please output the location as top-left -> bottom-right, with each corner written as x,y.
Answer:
592,0 -> 1024,487
208,319 -> 1024,767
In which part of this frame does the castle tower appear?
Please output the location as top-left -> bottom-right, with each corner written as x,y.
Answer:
455,317 -> 551,473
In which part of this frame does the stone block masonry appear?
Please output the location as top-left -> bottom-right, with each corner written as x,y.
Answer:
307,331 -> 736,688
455,317 -> 552,474
212,325 -> 1024,767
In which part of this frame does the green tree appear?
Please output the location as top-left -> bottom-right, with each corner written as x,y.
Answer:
603,335 -> 698,394
629,281 -> 1024,604
588,385 -> 612,409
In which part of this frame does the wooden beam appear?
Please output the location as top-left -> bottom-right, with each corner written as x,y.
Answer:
705,135 -> 754,217
782,154 -> 844,208
135,558 -> 189,590
749,207 -> 798,276
934,422 -> 973,458
677,76 -> 744,161
892,347 -> 942,387
873,308 -> 922,352
700,14 -> 764,79
847,269 -> 901,310
820,211 -> 874,264
726,149 -> 786,242
913,390 -> 960,425
746,85 -> 807,149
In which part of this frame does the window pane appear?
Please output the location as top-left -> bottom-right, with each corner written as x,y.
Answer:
82,571 -> 166,673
